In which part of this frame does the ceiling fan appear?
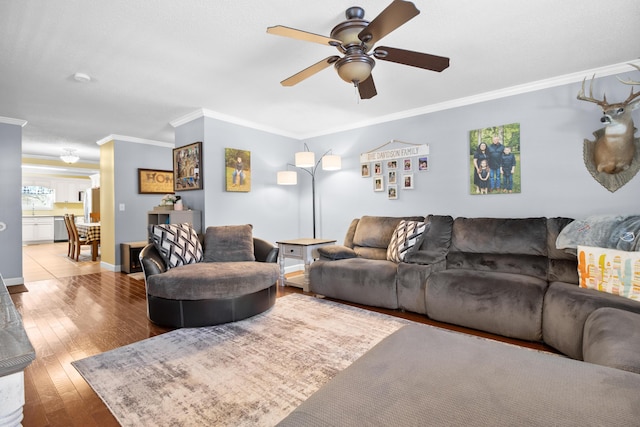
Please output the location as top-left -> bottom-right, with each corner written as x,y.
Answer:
266,0 -> 450,99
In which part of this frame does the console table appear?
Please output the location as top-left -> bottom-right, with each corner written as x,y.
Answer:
276,238 -> 336,292
0,276 -> 35,426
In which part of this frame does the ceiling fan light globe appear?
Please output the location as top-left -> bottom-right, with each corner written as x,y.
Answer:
335,55 -> 374,84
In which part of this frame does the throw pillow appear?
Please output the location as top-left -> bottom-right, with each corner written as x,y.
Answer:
150,223 -> 203,269
203,224 -> 255,262
577,245 -> 640,301
387,220 -> 428,263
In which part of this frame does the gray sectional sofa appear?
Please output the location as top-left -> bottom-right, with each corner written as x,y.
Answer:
309,215 -> 640,367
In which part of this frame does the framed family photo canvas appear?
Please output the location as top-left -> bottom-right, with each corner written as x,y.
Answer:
138,169 -> 174,194
225,148 -> 251,192
173,141 -> 202,191
469,123 -> 521,195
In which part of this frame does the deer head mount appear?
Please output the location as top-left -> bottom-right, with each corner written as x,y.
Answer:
577,64 -> 640,175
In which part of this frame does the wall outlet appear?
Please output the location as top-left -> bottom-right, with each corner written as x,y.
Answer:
119,203 -> 125,211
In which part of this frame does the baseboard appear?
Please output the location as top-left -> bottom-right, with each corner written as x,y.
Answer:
2,277 -> 25,286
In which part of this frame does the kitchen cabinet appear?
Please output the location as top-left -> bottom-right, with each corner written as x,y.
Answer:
53,179 -> 87,203
22,217 -> 54,243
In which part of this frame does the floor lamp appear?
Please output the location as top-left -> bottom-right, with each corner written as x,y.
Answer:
277,145 -> 341,238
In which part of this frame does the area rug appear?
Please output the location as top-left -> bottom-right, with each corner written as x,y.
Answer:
72,294 -> 411,426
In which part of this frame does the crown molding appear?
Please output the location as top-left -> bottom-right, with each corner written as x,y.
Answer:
170,108 -> 299,139
0,116 -> 27,127
169,60 -> 640,142
96,134 -> 173,148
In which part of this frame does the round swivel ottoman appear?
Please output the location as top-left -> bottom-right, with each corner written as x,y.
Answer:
145,261 -> 279,328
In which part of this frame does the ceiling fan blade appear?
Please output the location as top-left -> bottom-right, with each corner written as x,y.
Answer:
358,0 -> 420,45
374,46 -> 450,72
267,25 -> 341,47
358,75 -> 377,99
281,56 -> 340,87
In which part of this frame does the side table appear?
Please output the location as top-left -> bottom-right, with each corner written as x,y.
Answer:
277,238 -> 336,292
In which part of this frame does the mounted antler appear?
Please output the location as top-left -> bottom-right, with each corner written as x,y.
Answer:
617,63 -> 640,86
577,70 -> 640,174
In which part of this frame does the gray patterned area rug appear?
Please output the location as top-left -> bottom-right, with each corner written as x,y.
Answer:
72,294 -> 410,426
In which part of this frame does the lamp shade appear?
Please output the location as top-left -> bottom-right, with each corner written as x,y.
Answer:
322,154 -> 342,171
277,171 -> 297,185
295,151 -> 315,168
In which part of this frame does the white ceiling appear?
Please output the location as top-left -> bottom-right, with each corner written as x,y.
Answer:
2,0 -> 639,163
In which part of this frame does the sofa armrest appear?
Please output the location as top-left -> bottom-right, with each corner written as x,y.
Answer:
317,245 -> 357,261
253,237 -> 279,263
139,244 -> 167,280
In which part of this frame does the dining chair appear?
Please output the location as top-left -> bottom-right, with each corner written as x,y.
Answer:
63,214 -> 74,257
89,212 -> 100,222
69,214 -> 90,261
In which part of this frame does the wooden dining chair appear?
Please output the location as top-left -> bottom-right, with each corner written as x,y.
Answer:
63,214 -> 74,258
69,214 -> 90,261
89,212 -> 100,222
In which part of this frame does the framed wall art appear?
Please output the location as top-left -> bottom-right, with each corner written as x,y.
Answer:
173,142 -> 202,191
469,123 -> 521,195
361,163 -> 371,177
225,148 -> 251,192
138,168 -> 174,194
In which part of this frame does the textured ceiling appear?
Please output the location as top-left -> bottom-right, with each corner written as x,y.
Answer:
2,0 -> 639,163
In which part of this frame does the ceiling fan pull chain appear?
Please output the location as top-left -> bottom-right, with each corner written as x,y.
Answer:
354,82 -> 360,104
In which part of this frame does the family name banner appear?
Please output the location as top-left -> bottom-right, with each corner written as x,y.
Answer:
360,142 -> 429,163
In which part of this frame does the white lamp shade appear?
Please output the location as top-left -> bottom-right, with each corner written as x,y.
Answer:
295,151 -> 315,168
322,154 -> 342,171
277,171 -> 297,185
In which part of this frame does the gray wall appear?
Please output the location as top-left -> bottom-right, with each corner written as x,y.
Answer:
0,122 -> 23,284
175,116 -> 301,244
301,75 -> 640,241
113,139 -> 173,266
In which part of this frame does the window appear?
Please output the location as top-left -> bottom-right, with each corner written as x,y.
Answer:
22,186 -> 54,210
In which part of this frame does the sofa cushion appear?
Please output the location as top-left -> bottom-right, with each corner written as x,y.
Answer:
426,269 -> 548,341
577,245 -> 640,301
203,224 -> 255,262
149,223 -> 203,268
146,261 -> 278,300
352,216 -> 423,260
309,258 -> 400,309
386,220 -> 429,263
583,307 -> 640,374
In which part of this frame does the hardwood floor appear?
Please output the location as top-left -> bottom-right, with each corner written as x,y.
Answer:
13,243 -> 556,426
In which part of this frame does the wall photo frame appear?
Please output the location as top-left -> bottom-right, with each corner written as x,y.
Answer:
469,123 -> 521,195
225,148 -> 251,192
173,142 -> 202,191
138,168 -> 174,194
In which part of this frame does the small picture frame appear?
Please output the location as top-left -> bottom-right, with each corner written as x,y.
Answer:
361,163 -> 371,177
138,168 -> 174,194
374,162 -> 383,175
173,141 -> 202,191
388,170 -> 397,184
387,160 -> 398,170
418,157 -> 429,171
403,158 -> 412,171
403,174 -> 414,189
388,185 -> 398,200
374,176 -> 384,192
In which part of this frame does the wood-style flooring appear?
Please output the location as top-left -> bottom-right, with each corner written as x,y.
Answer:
13,243 -> 556,426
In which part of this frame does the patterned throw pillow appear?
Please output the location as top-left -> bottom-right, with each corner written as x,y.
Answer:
150,223 -> 203,269
386,220 -> 427,263
577,245 -> 640,301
